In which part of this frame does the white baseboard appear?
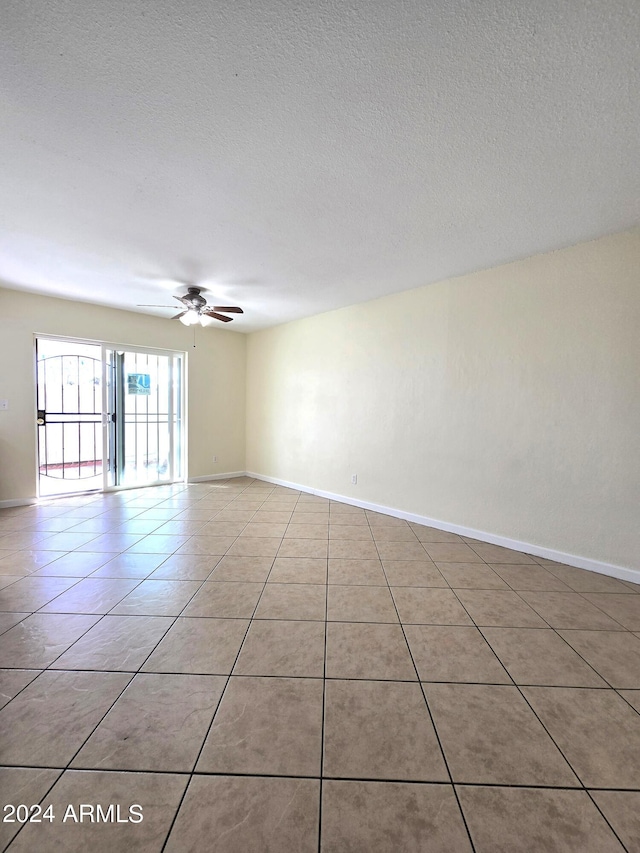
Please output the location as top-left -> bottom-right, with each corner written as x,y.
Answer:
4,471 -> 637,584
188,471 -> 247,483
0,498 -> 36,509
246,471 -> 640,585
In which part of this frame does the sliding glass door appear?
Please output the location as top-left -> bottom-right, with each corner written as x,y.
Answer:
36,337 -> 185,497
105,347 -> 184,488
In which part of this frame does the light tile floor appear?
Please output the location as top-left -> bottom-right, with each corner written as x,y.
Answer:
0,477 -> 639,851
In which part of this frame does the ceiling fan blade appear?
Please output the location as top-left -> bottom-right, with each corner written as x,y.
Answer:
211,306 -> 244,314
203,311 -> 234,323
172,311 -> 187,320
174,295 -> 190,305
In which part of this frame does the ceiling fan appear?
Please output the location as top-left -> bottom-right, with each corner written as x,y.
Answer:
137,286 -> 243,326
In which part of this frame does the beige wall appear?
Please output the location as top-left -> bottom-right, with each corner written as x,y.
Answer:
246,229 -> 640,571
0,288 -> 246,502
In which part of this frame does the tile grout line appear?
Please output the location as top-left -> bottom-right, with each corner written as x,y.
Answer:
494,582 -> 640,694
14,481 -> 261,625
6,666 -> 634,690
438,591 -> 517,687
367,511 -> 478,853
0,767 -> 65,853
4,760 -> 640,791
34,531 -> 221,673
572,589 -> 634,631
376,522 -> 636,848
275,486 -> 329,850
318,499 -> 329,853
507,677 -> 632,852
445,540 -> 633,849
158,479 -> 289,851
400,520 -> 637,852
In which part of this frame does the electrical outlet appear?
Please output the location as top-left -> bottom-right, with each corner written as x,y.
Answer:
351,474 -> 357,485
213,455 -> 218,463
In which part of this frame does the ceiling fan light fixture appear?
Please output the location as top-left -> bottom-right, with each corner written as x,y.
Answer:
137,284 -> 242,324
179,309 -> 200,326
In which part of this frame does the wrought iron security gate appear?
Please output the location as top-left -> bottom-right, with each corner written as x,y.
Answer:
36,350 -> 104,491
106,348 -> 183,488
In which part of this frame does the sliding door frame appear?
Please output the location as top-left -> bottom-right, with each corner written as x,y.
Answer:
103,343 -> 186,491
34,333 -> 187,498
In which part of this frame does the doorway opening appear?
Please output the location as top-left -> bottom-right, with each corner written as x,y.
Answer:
36,337 -> 185,498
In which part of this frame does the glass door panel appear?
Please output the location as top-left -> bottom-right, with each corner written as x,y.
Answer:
104,347 -> 184,489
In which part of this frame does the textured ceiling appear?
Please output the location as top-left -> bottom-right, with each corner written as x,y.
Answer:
1,0 -> 638,332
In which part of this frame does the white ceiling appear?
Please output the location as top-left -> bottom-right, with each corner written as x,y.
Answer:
1,0 -> 638,333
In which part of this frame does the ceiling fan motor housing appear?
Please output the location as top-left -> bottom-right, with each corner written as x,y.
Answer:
185,287 -> 207,310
